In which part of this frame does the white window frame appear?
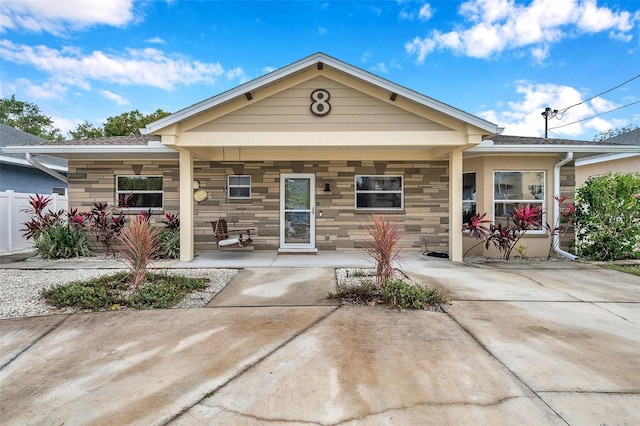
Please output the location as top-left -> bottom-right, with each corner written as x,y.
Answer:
227,175 -> 251,199
493,170 -> 545,233
355,175 -> 404,211
116,175 -> 164,211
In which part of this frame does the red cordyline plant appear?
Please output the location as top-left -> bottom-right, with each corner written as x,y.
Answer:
89,202 -> 126,254
363,215 -> 403,287
463,204 -> 542,260
117,215 -> 161,290
544,195 -> 576,259
21,194 -> 65,240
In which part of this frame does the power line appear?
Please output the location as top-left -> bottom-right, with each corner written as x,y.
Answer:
549,99 -> 640,130
558,72 -> 640,113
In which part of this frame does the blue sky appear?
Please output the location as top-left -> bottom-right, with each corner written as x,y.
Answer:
1,0 -> 639,140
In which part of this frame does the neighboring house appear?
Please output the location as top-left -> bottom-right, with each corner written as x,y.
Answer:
575,128 -> 640,188
3,53 -> 638,261
0,124 -> 68,194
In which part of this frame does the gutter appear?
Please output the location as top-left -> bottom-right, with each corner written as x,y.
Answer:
553,152 -> 577,261
25,153 -> 68,184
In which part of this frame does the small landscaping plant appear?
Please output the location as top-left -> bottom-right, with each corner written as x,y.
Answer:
117,215 -> 161,290
363,214 -> 403,286
88,202 -> 126,255
158,213 -> 180,259
463,204 -> 542,260
329,271 -> 449,310
41,271 -> 209,311
21,194 -> 93,259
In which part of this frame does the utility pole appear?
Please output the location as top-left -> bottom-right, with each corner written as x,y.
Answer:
541,107 -> 558,138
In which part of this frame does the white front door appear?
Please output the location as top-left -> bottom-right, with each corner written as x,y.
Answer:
280,173 -> 316,252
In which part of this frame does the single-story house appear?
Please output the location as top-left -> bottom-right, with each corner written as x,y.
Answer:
575,128 -> 640,188
3,53 -> 639,261
0,124 -> 68,195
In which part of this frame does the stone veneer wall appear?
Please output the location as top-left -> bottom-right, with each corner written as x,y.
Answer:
68,159 -> 450,253
194,160 -> 450,252
67,159 -> 181,216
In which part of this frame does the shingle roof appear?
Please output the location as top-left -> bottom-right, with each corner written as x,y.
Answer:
600,128 -> 640,146
49,134 -> 161,145
487,134 -> 637,146
0,124 -> 67,167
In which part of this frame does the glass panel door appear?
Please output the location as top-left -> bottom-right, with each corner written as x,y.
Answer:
280,173 -> 315,249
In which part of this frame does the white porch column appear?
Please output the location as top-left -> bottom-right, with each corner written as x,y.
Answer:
178,148 -> 194,261
449,148 -> 464,262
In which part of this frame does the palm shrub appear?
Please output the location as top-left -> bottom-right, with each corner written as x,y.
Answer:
363,215 -> 403,287
574,172 -> 640,260
117,216 -> 161,290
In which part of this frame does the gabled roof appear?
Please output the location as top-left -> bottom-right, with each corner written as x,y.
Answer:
0,124 -> 67,168
143,52 -> 502,135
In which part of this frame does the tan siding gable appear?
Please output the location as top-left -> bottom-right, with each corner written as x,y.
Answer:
189,76 -> 451,133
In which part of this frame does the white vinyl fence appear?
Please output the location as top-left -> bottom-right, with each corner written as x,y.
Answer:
0,190 -> 68,253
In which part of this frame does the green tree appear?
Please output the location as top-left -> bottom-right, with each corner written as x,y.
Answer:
0,95 -> 63,140
68,120 -> 104,140
575,172 -> 640,260
103,109 -> 170,136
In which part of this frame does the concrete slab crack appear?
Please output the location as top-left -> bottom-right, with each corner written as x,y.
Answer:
163,306 -> 341,425
0,314 -> 70,370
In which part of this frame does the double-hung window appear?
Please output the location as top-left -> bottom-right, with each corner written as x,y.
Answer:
116,175 -> 163,210
494,171 -> 544,230
355,175 -> 403,210
228,175 -> 251,199
462,172 -> 476,226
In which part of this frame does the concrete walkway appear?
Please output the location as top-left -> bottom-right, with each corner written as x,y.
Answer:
0,252 -> 638,425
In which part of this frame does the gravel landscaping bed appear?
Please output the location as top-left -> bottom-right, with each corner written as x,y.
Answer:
0,268 -> 238,319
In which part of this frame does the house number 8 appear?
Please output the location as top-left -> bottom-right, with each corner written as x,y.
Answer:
310,89 -> 331,116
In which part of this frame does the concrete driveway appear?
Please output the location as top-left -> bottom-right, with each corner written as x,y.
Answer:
1,255 -> 638,425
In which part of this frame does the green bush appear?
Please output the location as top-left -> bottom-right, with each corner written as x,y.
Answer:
33,224 -> 93,259
41,272 -> 208,311
158,230 -> 180,259
128,273 -> 206,308
41,281 -> 111,310
380,279 -> 449,310
575,172 -> 640,261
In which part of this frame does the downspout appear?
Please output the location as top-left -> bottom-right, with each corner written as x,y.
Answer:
25,153 -> 68,184
553,152 -> 577,260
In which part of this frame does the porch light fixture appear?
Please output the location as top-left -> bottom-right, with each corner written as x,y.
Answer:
131,164 -> 143,175
245,92 -> 253,101
390,93 -> 398,101
324,183 -> 332,192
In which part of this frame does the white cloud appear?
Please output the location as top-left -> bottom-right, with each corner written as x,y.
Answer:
418,3 -> 433,21
398,2 -> 433,21
0,40 -> 232,91
318,26 -> 327,35
477,81 -> 625,138
101,90 -> 130,106
146,37 -> 166,45
371,62 -> 389,73
406,0 -> 639,62
0,0 -> 137,34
